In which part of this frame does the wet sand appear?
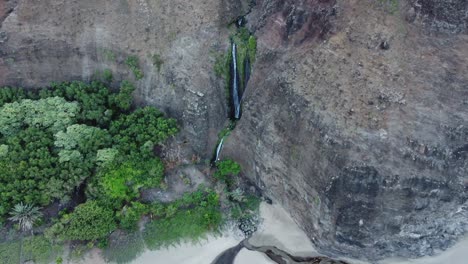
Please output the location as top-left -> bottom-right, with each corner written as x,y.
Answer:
248,203 -> 318,257
235,248 -> 274,264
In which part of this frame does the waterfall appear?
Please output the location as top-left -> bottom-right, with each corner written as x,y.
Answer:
215,137 -> 224,162
232,43 -> 241,119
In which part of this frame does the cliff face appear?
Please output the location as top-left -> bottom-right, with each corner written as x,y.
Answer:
224,0 -> 468,260
0,0 -> 251,157
1,0 -> 467,261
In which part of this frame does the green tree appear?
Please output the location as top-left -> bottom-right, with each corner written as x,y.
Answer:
0,87 -> 26,107
48,81 -> 113,126
59,201 -> 116,241
0,128 -> 60,212
55,125 -> 110,151
116,202 -> 149,230
98,158 -> 165,203
96,148 -> 119,167
8,203 -> 42,233
0,97 -> 79,136
109,107 -> 178,155
214,159 -> 241,182
108,80 -> 135,111
125,56 -> 144,80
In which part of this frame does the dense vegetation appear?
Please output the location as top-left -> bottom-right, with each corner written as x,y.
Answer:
0,81 -> 177,229
0,44 -> 262,261
0,79 -> 245,263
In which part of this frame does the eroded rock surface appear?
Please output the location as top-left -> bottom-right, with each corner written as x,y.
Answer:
0,0 -> 250,156
225,0 -> 468,260
1,0 -> 467,261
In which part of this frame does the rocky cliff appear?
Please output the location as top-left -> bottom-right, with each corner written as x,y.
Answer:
1,0 -> 467,261
0,0 -> 252,157
225,0 -> 468,260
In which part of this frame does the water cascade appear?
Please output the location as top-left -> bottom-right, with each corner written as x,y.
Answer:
232,42 -> 241,119
212,18 -> 255,164
215,137 -> 225,162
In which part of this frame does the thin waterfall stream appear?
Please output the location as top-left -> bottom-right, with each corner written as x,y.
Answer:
209,17 -> 350,264
215,137 -> 225,162
232,42 -> 241,119
211,18 -> 254,164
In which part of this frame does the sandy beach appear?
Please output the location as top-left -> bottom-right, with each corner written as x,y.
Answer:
133,234 -> 241,264
69,202 -> 468,264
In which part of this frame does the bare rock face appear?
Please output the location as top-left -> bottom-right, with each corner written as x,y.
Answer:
1,0 -> 468,262
412,0 -> 468,33
225,0 -> 468,261
0,0 -> 242,157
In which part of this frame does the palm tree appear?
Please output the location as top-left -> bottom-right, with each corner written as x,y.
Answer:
8,202 -> 42,233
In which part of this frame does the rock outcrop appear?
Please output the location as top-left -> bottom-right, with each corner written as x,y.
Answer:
1,0 -> 467,261
0,0 -> 252,156
224,0 -> 468,260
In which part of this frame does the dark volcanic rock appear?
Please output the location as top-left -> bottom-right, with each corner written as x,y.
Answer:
0,0 -> 232,157
413,0 -> 468,33
1,0 -> 468,262
225,0 -> 468,261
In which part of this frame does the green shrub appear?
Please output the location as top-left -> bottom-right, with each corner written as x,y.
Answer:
142,190 -> 222,249
101,49 -> 116,61
0,87 -> 26,107
109,80 -> 135,111
214,159 -> 241,183
248,36 -> 257,62
214,53 -> 229,78
116,202 -> 149,230
56,201 -> 117,241
110,107 -> 178,155
0,97 -> 79,136
125,56 -> 144,80
103,69 -> 113,82
22,235 -> 63,264
99,158 -> 165,203
151,54 -> 164,72
0,241 -> 21,264
102,231 -> 145,264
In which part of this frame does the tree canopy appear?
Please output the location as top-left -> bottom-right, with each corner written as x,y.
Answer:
0,81 -> 177,224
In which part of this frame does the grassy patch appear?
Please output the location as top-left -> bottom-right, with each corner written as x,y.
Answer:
94,69 -> 113,83
230,194 -> 261,220
231,27 -> 257,91
22,235 -> 63,264
0,236 -> 62,264
214,53 -> 230,78
214,159 -> 241,185
102,232 -> 146,264
151,54 -> 164,72
142,189 -> 222,250
101,49 -> 116,62
0,240 -> 20,264
125,56 -> 144,80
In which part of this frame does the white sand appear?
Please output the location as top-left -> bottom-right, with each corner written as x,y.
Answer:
248,202 -> 318,257
234,248 -> 275,264
69,202 -> 468,264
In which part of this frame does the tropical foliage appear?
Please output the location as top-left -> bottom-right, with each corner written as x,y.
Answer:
0,81 -> 177,227
8,203 -> 42,232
